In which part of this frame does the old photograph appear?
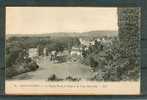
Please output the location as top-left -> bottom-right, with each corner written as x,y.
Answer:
5,7 -> 140,95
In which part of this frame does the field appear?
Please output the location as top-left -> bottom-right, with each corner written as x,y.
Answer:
11,56 -> 95,81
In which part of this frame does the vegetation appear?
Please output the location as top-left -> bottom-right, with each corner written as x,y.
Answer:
80,8 -> 140,81
81,36 -> 139,81
6,36 -> 81,78
6,10 -> 140,81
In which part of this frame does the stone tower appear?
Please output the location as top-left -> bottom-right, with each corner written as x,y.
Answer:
118,8 -> 140,58
117,8 -> 140,80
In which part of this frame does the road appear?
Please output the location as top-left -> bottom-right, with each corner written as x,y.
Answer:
12,57 -> 95,81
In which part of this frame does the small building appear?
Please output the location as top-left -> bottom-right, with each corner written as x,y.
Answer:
79,38 -> 90,46
79,38 -> 95,47
28,48 -> 38,58
70,46 -> 81,56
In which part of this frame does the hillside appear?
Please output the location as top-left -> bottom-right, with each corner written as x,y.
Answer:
6,30 -> 118,39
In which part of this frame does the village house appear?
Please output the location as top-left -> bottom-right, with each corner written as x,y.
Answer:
79,38 -> 91,46
79,38 -> 96,47
28,48 -> 38,58
70,46 -> 82,56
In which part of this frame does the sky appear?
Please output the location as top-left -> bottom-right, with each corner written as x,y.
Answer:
6,7 -> 118,34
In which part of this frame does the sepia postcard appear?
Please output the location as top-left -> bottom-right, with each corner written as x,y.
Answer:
5,7 -> 140,95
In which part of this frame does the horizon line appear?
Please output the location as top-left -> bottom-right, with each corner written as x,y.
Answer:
6,30 -> 118,35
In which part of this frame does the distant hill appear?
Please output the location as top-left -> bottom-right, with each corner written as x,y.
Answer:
79,30 -> 118,37
6,30 -> 118,39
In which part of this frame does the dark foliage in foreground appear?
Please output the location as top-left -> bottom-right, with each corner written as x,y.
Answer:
81,37 -> 140,81
47,74 -> 81,81
6,44 -> 39,79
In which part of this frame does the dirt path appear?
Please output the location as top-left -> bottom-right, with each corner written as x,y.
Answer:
12,57 -> 95,81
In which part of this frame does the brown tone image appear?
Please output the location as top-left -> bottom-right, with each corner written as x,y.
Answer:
5,7 -> 140,95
